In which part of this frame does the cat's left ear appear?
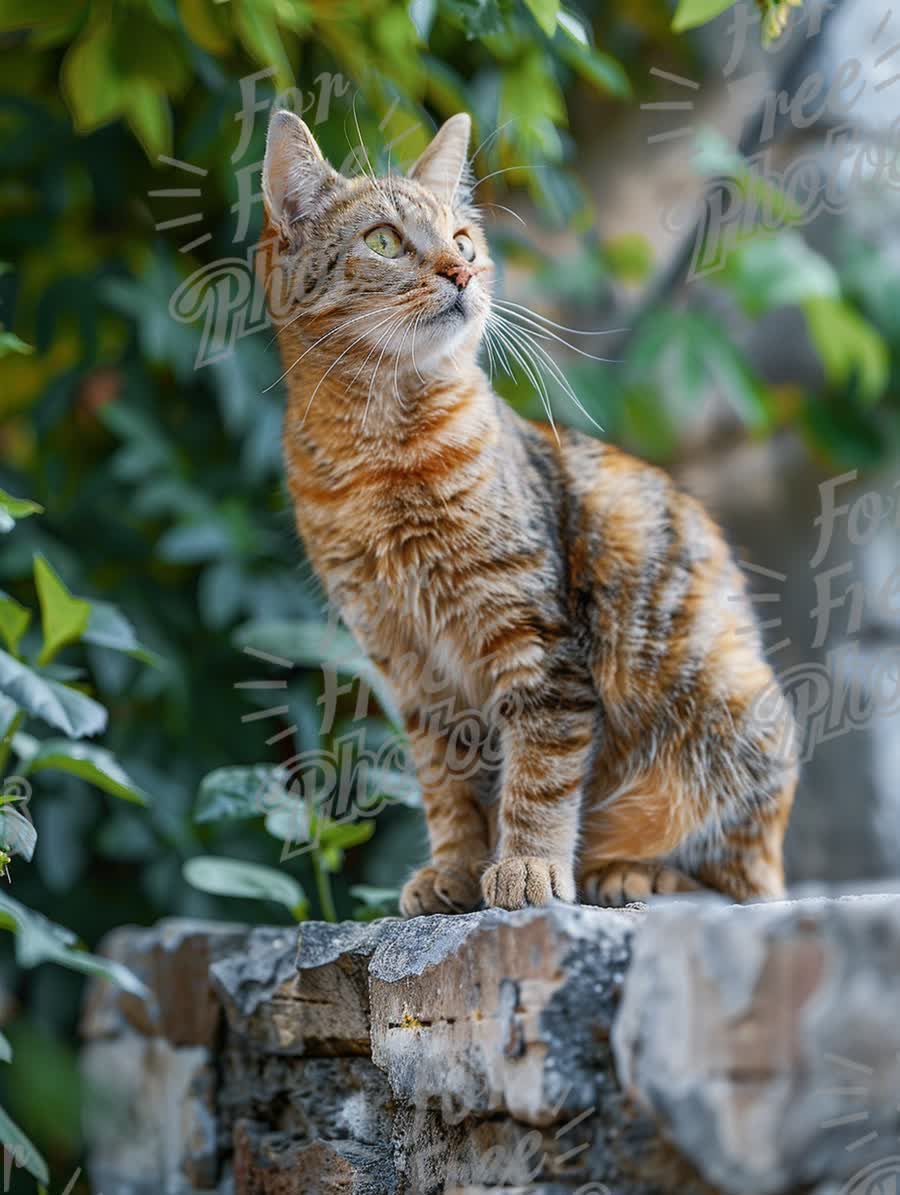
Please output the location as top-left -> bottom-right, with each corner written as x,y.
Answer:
263,110 -> 337,243
409,113 -> 471,206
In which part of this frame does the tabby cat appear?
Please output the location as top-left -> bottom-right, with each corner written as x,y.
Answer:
261,109 -> 797,915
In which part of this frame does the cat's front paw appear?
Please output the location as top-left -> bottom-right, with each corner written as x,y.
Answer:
481,857 -> 575,910
399,862 -> 482,917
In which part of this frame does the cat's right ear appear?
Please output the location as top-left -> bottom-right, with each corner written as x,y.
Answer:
263,110 -> 336,245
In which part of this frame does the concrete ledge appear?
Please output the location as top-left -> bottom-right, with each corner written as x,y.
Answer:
81,894 -> 900,1194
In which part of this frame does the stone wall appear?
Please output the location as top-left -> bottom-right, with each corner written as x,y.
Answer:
81,894 -> 900,1194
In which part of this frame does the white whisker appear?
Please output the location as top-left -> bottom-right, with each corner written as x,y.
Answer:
302,312 -> 397,425
264,307 -> 386,391
494,298 -> 627,340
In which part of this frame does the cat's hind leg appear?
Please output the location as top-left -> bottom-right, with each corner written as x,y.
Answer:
580,861 -> 699,907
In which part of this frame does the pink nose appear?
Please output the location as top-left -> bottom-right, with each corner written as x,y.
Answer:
437,261 -> 473,291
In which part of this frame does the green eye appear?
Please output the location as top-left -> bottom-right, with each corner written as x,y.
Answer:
364,226 -> 403,258
455,233 -> 475,262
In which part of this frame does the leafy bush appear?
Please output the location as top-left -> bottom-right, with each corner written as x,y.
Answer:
2,0 -> 900,1186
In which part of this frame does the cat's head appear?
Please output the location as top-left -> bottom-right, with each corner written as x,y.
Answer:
261,109 -> 492,373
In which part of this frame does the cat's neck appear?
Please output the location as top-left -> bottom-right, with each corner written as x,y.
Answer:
279,334 -> 499,474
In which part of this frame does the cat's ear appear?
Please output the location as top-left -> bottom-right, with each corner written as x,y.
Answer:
263,110 -> 336,241
409,113 -> 471,205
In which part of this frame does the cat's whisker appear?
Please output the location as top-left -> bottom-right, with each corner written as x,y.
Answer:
352,317 -> 400,389
495,316 -> 605,434
488,316 -> 559,442
302,311 -> 398,426
364,315 -> 407,428
266,291 -> 373,345
469,118 -> 515,167
265,308 -> 387,392
493,302 -> 620,362
494,298 -> 628,338
410,313 -> 426,385
479,202 -> 527,227
392,316 -> 417,407
350,92 -> 379,187
471,164 -> 548,191
483,321 -> 513,379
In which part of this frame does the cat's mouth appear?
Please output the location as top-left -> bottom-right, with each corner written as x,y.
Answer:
431,294 -> 467,322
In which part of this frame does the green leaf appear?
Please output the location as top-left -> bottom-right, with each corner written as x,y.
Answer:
557,38 -> 631,99
183,856 -> 307,917
0,806 -> 35,862
409,0 -> 437,39
0,650 -> 107,738
0,1030 -> 11,1063
693,129 -> 803,231
233,2 -> 293,90
318,819 -> 375,851
366,766 -> 422,808
604,233 -> 654,282
0,594 -> 30,655
350,884 -> 400,920
0,891 -> 148,997
0,489 -> 43,535
524,0 -> 558,36
34,556 -> 91,666
13,735 -> 149,805
803,297 -> 889,405
235,620 -> 402,725
82,600 -> 157,664
195,765 -> 291,823
125,83 -> 172,159
441,0 -> 506,37
672,0 -> 737,32
717,232 -> 839,316
0,330 -> 32,357
0,1105 -> 48,1186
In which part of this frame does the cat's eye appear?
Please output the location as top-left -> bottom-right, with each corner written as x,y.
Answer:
455,233 -> 475,262
364,226 -> 403,258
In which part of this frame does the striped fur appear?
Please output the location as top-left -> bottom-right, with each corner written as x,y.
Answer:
262,111 -> 797,914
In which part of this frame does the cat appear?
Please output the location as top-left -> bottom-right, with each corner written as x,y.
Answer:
260,108 -> 798,915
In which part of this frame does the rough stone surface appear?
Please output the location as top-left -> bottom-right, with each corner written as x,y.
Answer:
82,917 -> 247,1047
614,892 -> 900,1195
81,895 -> 900,1195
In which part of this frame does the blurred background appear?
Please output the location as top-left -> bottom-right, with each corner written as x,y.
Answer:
1,0 -> 900,1186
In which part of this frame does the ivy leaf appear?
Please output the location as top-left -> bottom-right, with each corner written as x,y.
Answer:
803,297 -> 889,406
366,766 -> 422,808
672,0 -> 738,32
0,890 -> 148,997
13,735 -> 150,805
183,856 -> 308,918
717,232 -> 839,316
557,37 -> 631,99
194,765 -> 291,823
0,594 -> 30,655
524,0 -> 559,37
0,330 -> 32,357
82,600 -> 157,664
235,620 -> 402,726
233,1 -> 293,90
34,556 -> 91,666
125,83 -> 172,159
0,489 -> 43,535
0,1105 -> 48,1187
351,884 -> 400,920
0,650 -> 107,739
0,806 -> 35,862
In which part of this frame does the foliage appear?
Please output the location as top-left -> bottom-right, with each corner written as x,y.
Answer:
2,0 -> 900,1187
0,495 -> 148,1187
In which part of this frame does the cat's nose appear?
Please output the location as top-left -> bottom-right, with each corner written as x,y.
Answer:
436,260 -> 473,291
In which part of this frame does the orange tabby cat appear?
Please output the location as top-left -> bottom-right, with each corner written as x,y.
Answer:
261,109 -> 797,915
